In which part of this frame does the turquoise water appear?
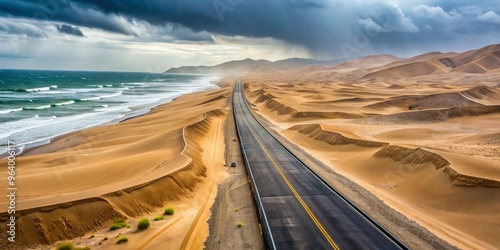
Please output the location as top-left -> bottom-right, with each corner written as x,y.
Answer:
0,69 -> 218,154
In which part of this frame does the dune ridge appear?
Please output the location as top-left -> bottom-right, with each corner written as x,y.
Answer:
364,60 -> 449,78
364,96 -> 420,110
359,105 -> 500,124
443,167 -> 500,188
286,124 -> 499,188
0,85 -> 229,248
373,145 -> 450,169
289,124 -> 386,147
364,86 -> 500,111
362,44 -> 500,78
248,86 -> 363,120
0,110 -> 223,246
240,44 -> 500,249
462,86 -> 499,99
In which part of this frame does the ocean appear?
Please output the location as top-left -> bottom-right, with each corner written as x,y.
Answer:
0,69 -> 219,155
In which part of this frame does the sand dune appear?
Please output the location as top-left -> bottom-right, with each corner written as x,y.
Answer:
453,62 -> 488,73
364,60 -> 450,78
289,124 -> 386,147
334,54 -> 400,69
373,145 -> 450,169
364,96 -> 421,111
461,86 -> 500,105
387,84 -> 405,89
364,44 -> 500,78
451,44 -> 500,68
364,85 -> 499,111
459,132 -> 500,145
246,86 -> 364,120
360,105 -> 500,124
286,124 -> 499,189
0,87 -> 231,248
406,92 -> 482,110
241,46 -> 500,248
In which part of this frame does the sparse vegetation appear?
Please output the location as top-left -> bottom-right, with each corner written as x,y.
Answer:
109,218 -> 128,230
56,242 -> 74,250
234,209 -> 238,212
89,234 -> 94,239
137,218 -> 150,230
103,236 -> 108,241
56,242 -> 90,250
116,237 -> 128,244
153,215 -> 164,221
237,222 -> 244,227
164,207 -> 175,215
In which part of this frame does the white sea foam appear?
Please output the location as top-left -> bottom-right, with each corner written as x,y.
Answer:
0,76 -> 220,156
80,96 -> 101,101
23,105 -> 51,110
54,100 -> 75,106
26,86 -> 50,92
100,91 -> 123,99
0,108 -> 22,114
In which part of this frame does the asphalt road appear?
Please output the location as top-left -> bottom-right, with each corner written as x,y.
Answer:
233,79 -> 406,250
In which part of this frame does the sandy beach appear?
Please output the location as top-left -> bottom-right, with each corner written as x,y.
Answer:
0,81 -> 264,249
239,47 -> 500,249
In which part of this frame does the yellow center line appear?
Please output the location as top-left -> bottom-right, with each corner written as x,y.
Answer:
236,86 -> 340,250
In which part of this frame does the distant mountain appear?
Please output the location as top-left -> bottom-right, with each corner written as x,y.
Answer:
334,54 -> 401,69
364,44 -> 500,78
164,58 -> 344,75
165,58 -> 271,75
271,58 -> 345,68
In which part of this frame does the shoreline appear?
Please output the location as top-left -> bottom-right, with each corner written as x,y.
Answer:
0,73 -> 220,157
7,82 -> 220,157
0,81 -> 236,249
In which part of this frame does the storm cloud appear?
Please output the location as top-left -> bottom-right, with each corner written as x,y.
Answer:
0,0 -> 499,61
56,24 -> 84,37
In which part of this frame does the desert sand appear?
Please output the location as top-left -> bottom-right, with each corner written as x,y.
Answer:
0,81 -> 263,249
240,45 -> 500,249
2,44 -> 499,250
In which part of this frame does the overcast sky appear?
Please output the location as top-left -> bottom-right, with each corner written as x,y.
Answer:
0,0 -> 499,71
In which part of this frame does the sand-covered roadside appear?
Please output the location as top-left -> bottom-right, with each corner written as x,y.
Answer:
204,105 -> 265,250
240,57 -> 500,249
0,81 -> 262,249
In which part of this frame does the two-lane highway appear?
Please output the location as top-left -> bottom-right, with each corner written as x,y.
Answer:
233,79 -> 407,249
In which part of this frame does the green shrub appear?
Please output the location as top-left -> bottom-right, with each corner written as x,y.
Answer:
56,242 -> 74,250
137,218 -> 150,230
110,218 -> 127,231
103,236 -> 108,241
153,216 -> 164,221
116,237 -> 128,244
164,207 -> 175,215
236,222 -> 244,227
89,234 -> 94,239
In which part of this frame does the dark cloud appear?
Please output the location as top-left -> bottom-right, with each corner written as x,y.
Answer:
56,24 -> 84,36
0,0 -> 135,35
0,18 -> 47,37
0,0 -> 499,59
